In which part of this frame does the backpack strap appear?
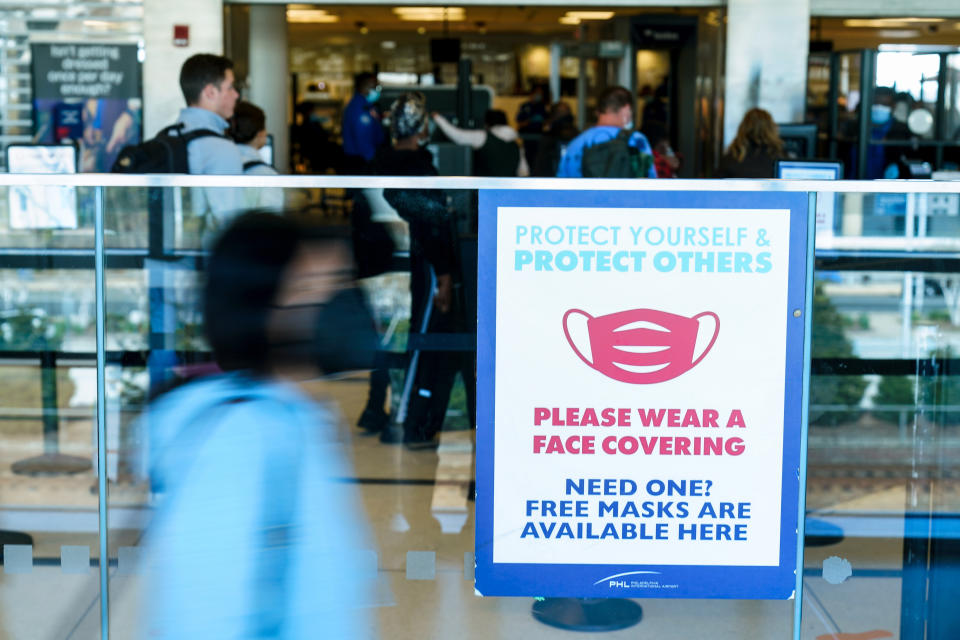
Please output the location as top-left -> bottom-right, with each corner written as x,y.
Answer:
159,123 -> 225,143
243,159 -> 268,171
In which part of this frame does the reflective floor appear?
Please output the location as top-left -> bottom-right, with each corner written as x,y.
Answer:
0,370 -> 918,639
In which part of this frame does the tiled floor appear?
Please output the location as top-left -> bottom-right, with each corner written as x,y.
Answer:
0,372 -> 926,638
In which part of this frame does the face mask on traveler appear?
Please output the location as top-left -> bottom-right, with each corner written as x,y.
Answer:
365,88 -> 382,105
563,307 -> 719,384
871,104 -> 892,126
622,114 -> 634,131
313,287 -> 379,375
271,287 -> 378,376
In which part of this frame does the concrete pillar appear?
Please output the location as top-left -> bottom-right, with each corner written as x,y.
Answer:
247,5 -> 289,174
143,0 -> 224,139
723,0 -> 810,147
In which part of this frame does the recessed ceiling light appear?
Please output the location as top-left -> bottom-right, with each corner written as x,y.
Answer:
844,18 -> 944,28
286,9 -> 339,23
565,11 -> 615,20
393,7 -> 465,22
559,16 -> 581,25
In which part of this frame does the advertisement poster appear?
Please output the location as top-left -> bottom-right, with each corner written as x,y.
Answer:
31,43 -> 142,173
475,190 -> 811,600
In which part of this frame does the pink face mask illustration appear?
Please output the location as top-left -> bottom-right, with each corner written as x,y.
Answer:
562,308 -> 719,384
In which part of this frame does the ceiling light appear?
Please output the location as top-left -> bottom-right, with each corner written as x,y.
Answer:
393,7 -> 465,22
559,16 -> 581,25
877,29 -> 921,38
564,11 -> 615,20
844,18 -> 944,28
286,9 -> 339,23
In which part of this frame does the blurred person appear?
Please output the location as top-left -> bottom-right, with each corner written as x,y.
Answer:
292,101 -> 341,174
139,211 -> 378,639
516,84 -> 548,135
432,109 -> 530,177
367,92 -> 465,447
341,72 -> 385,174
557,86 -> 657,179
516,84 -> 549,170
532,101 -> 579,177
863,87 -> 911,179
643,123 -> 681,178
230,101 -> 276,176
716,108 -> 784,178
229,101 -> 284,209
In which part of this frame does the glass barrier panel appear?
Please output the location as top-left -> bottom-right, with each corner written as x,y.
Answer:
0,184 -> 103,638
0,176 -> 949,639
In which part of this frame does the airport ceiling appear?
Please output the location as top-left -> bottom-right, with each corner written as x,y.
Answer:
284,5 -> 688,36
281,5 -> 960,47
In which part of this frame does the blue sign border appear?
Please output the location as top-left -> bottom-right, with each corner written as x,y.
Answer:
475,189 -> 811,599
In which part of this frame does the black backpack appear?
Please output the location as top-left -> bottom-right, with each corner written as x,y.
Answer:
581,129 -> 654,178
112,123 -> 224,173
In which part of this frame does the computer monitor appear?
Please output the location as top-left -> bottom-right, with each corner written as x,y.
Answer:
5,143 -> 78,229
776,123 -> 818,159
776,159 -> 843,236
775,159 -> 843,181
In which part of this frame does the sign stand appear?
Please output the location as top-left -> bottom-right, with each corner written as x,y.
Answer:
532,598 -> 642,632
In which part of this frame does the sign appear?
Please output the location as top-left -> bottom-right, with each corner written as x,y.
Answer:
31,43 -> 142,172
475,190 -> 811,600
174,25 -> 190,47
6,144 -> 78,229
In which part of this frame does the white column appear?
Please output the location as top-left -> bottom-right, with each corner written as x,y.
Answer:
143,0 -> 224,139
723,0 -> 810,146
247,5 -> 290,174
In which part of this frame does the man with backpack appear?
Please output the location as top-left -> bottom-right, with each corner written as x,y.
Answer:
113,54 -> 245,224
556,85 -> 657,179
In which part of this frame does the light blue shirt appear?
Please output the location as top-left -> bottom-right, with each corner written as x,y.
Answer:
176,107 -> 244,175
140,373 -> 378,639
237,144 -> 283,209
176,107 -> 245,224
237,143 -> 278,176
556,126 -> 657,178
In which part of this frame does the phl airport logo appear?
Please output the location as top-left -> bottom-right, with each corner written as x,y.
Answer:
562,307 -> 719,384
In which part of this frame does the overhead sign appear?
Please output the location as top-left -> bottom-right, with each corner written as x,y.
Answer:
475,189 -> 811,600
32,43 -> 140,100
30,43 -> 142,172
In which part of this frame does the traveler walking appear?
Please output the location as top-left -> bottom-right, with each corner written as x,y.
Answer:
139,211 -> 378,639
556,86 -> 657,179
432,109 -> 529,176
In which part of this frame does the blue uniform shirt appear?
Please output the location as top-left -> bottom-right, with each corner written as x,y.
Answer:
556,126 -> 657,178
342,93 -> 384,163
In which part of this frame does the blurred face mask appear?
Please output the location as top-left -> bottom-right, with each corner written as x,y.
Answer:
365,87 -> 382,105
871,104 -> 892,126
271,287 -> 379,376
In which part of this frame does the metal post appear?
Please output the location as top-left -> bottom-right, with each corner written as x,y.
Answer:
40,348 -> 58,454
856,50 -> 876,180
457,58 -> 473,127
577,27 -> 588,132
828,53 -> 840,160
94,185 -> 111,640
934,53 -> 948,171
549,43 -> 562,106
793,192 -> 816,640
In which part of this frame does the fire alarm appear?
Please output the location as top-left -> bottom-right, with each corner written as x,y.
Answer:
173,25 -> 189,47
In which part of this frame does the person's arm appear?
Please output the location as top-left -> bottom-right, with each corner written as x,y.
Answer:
432,113 -> 486,149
